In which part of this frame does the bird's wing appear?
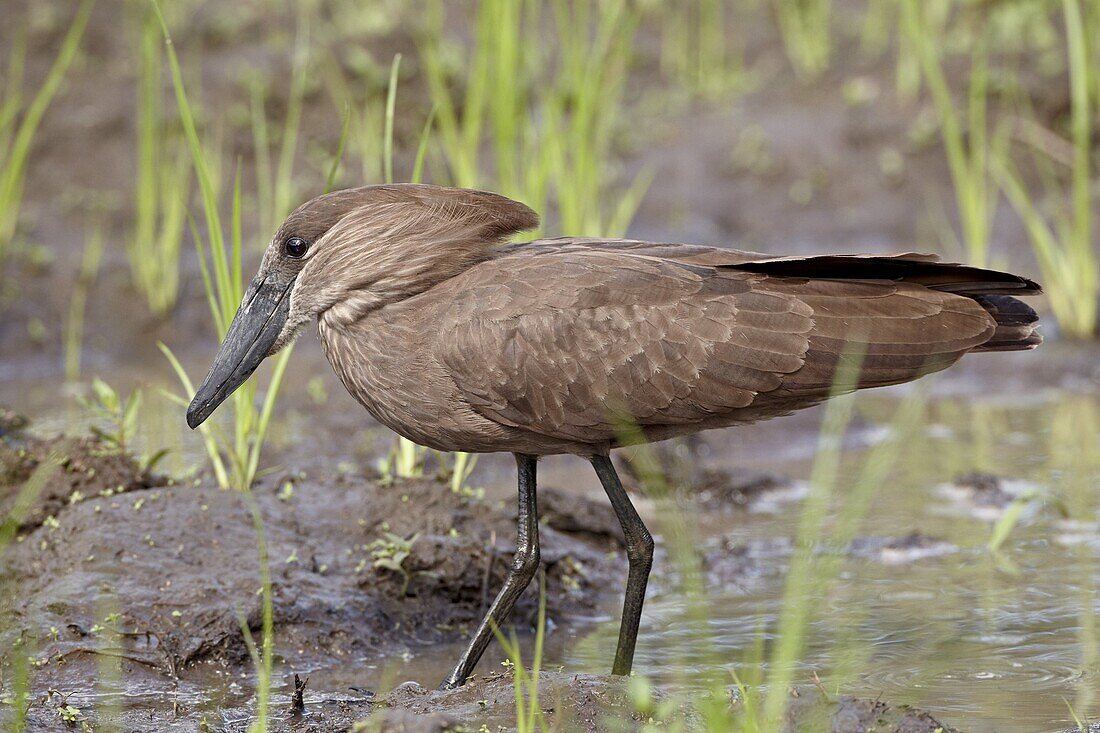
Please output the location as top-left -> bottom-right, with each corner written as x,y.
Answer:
435,249 -> 814,444
509,237 -> 946,268
435,246 -> 1001,444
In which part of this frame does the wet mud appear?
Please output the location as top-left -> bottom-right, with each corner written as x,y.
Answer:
0,428 -> 979,732
380,674 -> 967,733
0,430 -> 626,731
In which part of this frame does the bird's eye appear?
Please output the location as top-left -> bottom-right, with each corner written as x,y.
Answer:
284,236 -> 309,258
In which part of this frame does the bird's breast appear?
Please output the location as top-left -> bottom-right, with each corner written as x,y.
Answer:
316,313 -> 508,453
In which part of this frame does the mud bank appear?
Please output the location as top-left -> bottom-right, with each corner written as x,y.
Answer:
0,431 -> 626,730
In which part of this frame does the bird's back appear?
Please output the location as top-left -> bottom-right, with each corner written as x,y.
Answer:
332,238 -> 1040,455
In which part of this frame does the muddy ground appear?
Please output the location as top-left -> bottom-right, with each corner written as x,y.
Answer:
0,424 -> 622,728
0,425 -> 981,733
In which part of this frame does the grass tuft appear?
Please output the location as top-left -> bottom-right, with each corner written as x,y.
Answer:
901,0 -> 994,267
494,576 -> 549,733
149,0 -> 295,493
128,0 -> 191,317
0,0 -> 94,261
656,0 -> 749,99
992,0 -> 1097,338
421,0 -> 648,238
771,0 -> 832,80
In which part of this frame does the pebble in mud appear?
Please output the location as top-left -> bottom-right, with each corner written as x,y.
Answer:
0,432 -> 167,533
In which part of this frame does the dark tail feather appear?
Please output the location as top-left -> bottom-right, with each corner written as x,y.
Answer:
970,295 -> 1042,351
729,252 -> 1043,351
733,253 -> 1042,296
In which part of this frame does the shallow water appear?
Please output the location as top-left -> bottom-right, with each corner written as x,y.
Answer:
557,386 -> 1100,733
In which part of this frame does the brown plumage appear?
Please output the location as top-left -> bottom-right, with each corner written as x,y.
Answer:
186,184 -> 1041,687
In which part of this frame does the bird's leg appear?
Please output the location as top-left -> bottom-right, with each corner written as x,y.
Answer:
590,454 -> 654,677
441,453 -> 540,689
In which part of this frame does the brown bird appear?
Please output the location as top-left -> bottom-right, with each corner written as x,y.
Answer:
186,184 -> 1041,688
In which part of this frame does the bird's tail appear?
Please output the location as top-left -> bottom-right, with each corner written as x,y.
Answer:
968,294 -> 1042,351
732,252 -> 1043,352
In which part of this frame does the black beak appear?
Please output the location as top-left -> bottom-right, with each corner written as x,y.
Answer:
186,274 -> 293,429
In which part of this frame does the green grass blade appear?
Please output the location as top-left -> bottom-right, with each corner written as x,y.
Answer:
325,101 -> 352,194
0,0 -> 94,254
383,54 -> 402,185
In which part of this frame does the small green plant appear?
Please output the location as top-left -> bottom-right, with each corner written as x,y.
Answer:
78,378 -> 143,455
0,0 -> 94,261
448,451 -> 478,495
494,577 -> 548,733
657,0 -> 748,99
151,0 -> 295,493
57,704 -> 82,725
368,531 -> 421,596
376,438 -> 427,484
128,0 -> 191,317
993,0 -> 1097,338
771,0 -> 832,80
64,220 -> 104,382
902,0 -> 994,267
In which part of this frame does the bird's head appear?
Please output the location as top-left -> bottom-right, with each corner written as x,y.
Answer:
185,184 -> 538,429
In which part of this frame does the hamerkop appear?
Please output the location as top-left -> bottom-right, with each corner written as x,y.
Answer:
186,184 -> 1041,688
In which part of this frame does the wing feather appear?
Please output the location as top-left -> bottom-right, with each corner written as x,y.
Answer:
432,243 -> 1003,444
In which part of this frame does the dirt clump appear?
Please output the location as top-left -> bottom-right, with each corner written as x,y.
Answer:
0,431 -> 167,534
788,694 -> 962,733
